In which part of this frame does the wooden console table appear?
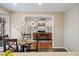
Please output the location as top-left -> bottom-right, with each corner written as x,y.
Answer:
32,32 -> 52,51
33,32 -> 52,40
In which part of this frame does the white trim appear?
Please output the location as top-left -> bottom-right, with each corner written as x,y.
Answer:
23,15 -> 55,48
64,47 -> 71,52
6,16 -> 10,38
64,4 -> 76,12
53,47 -> 65,49
23,15 -> 54,18
52,16 -> 55,48
53,47 -> 71,52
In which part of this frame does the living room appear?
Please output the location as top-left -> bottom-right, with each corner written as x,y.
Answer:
0,3 -> 79,56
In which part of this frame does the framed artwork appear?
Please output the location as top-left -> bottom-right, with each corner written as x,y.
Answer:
38,23 -> 45,26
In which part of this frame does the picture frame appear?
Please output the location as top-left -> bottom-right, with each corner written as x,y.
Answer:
38,23 -> 45,26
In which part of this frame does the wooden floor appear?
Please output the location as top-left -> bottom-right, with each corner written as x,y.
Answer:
30,48 -> 67,52
38,48 -> 67,52
13,52 -> 79,56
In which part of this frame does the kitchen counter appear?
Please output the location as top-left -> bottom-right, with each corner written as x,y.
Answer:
13,52 -> 79,56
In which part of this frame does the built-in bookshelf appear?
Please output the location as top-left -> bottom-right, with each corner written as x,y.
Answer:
23,16 -> 54,39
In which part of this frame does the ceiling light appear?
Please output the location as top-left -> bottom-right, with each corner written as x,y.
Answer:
14,3 -> 17,6
38,3 -> 42,6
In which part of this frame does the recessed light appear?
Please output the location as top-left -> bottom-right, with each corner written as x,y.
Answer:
38,3 -> 42,6
14,3 -> 17,6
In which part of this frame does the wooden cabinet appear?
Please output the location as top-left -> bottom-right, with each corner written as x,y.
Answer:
32,32 -> 52,49
31,40 -> 52,49
38,40 -> 52,49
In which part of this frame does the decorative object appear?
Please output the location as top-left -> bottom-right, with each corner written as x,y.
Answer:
14,25 -> 25,39
38,23 -> 45,26
40,18 -> 46,21
47,26 -> 52,32
0,50 -> 14,56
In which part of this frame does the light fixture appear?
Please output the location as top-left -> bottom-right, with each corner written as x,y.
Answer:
14,3 -> 17,6
38,3 -> 42,6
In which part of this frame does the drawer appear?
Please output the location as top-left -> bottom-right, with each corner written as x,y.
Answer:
31,41 -> 52,49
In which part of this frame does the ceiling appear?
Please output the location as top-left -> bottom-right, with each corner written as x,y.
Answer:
0,3 -> 74,12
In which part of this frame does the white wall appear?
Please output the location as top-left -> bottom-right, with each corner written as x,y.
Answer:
10,12 -> 64,48
64,4 -> 79,51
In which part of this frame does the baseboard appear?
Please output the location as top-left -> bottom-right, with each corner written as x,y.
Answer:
53,47 -> 65,49
64,47 -> 71,52
53,47 -> 71,52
